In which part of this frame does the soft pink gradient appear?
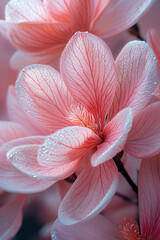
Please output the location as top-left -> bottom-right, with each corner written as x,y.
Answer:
51,154 -> 160,240
6,32 -> 160,225
0,0 -> 152,69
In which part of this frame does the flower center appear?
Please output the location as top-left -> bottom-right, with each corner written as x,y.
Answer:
67,104 -> 99,134
119,218 -> 145,240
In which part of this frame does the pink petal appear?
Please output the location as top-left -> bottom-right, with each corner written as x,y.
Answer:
93,0 -> 152,38
0,121 -> 28,146
109,41 -> 159,120
91,108 -> 132,167
147,29 -> 160,70
58,160 -> 119,225
92,0 -> 110,26
0,194 -> 26,240
52,215 -> 119,240
7,86 -> 46,135
125,102 -> 160,158
10,47 -> 63,70
44,0 -> 70,22
5,0 -> 48,22
8,144 -> 80,181
60,32 -> 116,128
0,136 -> 54,193
16,64 -> 75,133
38,126 -> 102,167
1,21 -> 73,52
69,0 -> 93,31
138,155 -> 160,239
155,84 -> 160,100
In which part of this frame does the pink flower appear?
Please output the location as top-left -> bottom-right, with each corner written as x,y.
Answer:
0,0 -> 152,69
6,32 -> 160,225
51,154 -> 160,240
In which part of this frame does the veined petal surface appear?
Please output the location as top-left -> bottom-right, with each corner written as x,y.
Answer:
91,108 -> 132,167
5,0 -> 48,22
58,160 -> 118,225
147,29 -> 160,69
125,102 -> 160,158
38,126 -> 102,167
0,137 -> 54,193
109,41 -> 159,120
16,64 -> 74,133
61,32 -> 116,128
8,144 -> 80,181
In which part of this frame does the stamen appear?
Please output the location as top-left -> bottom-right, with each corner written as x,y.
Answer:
67,104 -> 98,133
119,218 -> 145,240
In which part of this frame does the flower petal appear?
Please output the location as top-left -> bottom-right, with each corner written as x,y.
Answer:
7,86 -> 46,135
93,0 -> 152,38
10,47 -> 63,70
0,21 -> 73,52
109,41 -> 159,120
125,102 -> 160,158
0,121 -> 28,146
91,108 -> 132,167
8,144 -> 80,181
0,136 -> 54,193
52,215 -> 119,240
60,32 -> 116,128
147,29 -> 160,69
16,64 -> 75,133
69,0 -> 93,31
0,194 -> 26,240
5,0 -> 47,22
139,155 -> 160,239
44,0 -> 70,22
38,126 -> 102,167
58,160 -> 118,225
92,0 -> 110,26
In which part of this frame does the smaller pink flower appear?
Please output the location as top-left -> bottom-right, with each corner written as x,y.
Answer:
0,0 -> 152,69
6,32 -> 160,225
52,154 -> 160,240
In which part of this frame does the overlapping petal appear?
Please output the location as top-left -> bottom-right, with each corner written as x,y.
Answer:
0,194 -> 26,240
147,29 -> 160,69
91,108 -> 132,167
52,215 -> 120,240
0,22 -> 73,52
8,144 -> 80,181
44,0 -> 70,22
109,41 -> 159,120
38,126 -> 102,167
93,0 -> 152,38
125,102 -> 160,158
5,0 -> 47,22
69,0 -> 93,31
7,86 -> 46,135
58,160 -> 118,225
16,64 -> 75,133
61,32 -> 116,128
139,155 -> 160,240
0,136 -> 54,193
0,121 -> 28,146
92,0 -> 110,27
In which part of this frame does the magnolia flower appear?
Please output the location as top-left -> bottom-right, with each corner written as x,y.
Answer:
147,29 -> 160,100
0,0 -> 152,69
5,32 -> 160,225
51,154 -> 160,240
